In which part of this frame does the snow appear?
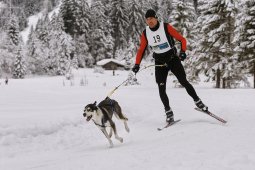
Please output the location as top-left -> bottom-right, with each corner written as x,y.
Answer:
1,68 -> 255,170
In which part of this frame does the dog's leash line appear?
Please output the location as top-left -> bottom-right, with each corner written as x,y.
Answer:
106,64 -> 167,98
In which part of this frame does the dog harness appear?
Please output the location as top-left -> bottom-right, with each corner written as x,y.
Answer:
94,98 -> 115,128
93,119 -> 107,128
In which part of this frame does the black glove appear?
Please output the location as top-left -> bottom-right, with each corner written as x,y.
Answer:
132,64 -> 140,74
179,51 -> 187,61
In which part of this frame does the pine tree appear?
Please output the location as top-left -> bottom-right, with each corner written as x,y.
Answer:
88,1 -> 113,63
74,0 -> 91,36
193,0 -> 198,14
109,0 -> 129,58
60,0 -> 77,37
158,0 -> 173,23
26,26 -> 48,74
35,15 -> 50,45
0,31 -> 14,74
7,15 -> 20,46
149,0 -> 160,12
234,0 -> 255,88
13,48 -> 26,79
168,0 -> 197,83
169,0 -> 196,48
127,0 -> 145,47
48,20 -> 76,75
196,0 -> 238,88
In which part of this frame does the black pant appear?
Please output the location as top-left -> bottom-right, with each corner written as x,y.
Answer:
154,53 -> 199,111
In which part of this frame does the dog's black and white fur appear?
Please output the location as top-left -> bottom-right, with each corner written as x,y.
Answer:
83,97 -> 129,147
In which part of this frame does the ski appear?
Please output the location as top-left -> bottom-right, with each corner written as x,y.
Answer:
157,119 -> 181,131
194,108 -> 227,124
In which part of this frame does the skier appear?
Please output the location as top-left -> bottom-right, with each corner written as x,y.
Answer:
5,77 -> 8,85
132,9 -> 208,123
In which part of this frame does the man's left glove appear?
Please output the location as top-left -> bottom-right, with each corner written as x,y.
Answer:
132,64 -> 140,74
179,51 -> 187,61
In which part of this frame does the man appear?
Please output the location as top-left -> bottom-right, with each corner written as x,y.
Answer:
132,9 -> 208,123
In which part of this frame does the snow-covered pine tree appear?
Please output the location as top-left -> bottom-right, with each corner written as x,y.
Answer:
26,26 -> 48,74
50,26 -> 76,75
193,0 -> 198,14
0,31 -> 14,74
168,0 -> 198,84
196,0 -> 238,88
13,48 -> 26,79
116,39 -> 135,69
234,0 -> 255,88
7,15 -> 20,46
158,0 -> 173,23
75,34 -> 90,67
88,1 -> 113,63
60,0 -> 77,37
73,0 -> 90,36
149,0 -> 160,12
35,15 -> 50,45
108,0 -> 129,58
169,0 -> 196,50
127,0 -> 145,47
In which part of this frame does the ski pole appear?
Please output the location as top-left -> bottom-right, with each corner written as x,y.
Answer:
137,63 -> 167,73
107,63 -> 167,98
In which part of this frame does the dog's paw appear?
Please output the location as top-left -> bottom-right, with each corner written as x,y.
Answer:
126,127 -> 130,133
119,137 -> 123,143
109,144 -> 114,148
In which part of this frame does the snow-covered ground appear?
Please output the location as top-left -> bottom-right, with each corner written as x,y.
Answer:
1,68 -> 255,170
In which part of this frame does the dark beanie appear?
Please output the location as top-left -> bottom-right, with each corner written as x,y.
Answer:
145,9 -> 157,19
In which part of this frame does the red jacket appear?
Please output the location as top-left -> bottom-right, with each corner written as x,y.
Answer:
135,23 -> 186,65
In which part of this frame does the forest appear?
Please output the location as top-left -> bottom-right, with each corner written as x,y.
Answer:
0,0 -> 254,88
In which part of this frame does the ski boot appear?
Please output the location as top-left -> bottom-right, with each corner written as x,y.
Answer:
195,99 -> 208,111
165,108 -> 174,123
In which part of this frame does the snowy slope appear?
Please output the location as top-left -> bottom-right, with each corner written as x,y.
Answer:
20,3 -> 61,44
1,68 -> 255,170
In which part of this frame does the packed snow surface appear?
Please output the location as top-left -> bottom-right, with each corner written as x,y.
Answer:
1,68 -> 255,170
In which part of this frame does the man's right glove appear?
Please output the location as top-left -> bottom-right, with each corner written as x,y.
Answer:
132,64 -> 140,74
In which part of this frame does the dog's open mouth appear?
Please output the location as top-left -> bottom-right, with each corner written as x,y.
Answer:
86,115 -> 92,121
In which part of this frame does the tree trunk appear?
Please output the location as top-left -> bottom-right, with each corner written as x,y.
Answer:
222,77 -> 226,89
216,68 -> 221,88
193,0 -> 198,14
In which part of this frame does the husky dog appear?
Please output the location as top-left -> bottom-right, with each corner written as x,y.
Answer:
83,97 -> 129,147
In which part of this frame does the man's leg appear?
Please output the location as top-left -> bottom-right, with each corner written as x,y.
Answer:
170,58 -> 208,110
155,64 -> 170,110
170,58 -> 199,101
155,64 -> 174,122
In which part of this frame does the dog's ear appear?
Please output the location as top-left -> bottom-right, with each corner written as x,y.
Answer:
93,101 -> 97,105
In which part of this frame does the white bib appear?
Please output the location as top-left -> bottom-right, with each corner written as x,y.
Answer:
146,22 -> 171,54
